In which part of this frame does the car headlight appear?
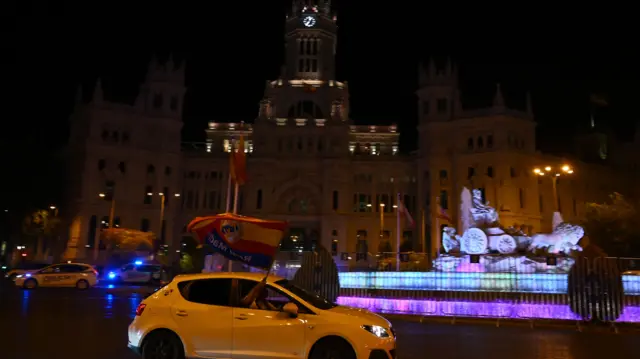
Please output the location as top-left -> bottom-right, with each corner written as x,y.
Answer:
361,325 -> 390,338
15,274 -> 23,278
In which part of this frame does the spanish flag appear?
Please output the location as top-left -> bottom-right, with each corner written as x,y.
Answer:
230,136 -> 247,185
188,213 -> 288,269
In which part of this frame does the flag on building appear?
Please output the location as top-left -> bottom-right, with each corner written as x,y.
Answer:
188,213 -> 288,270
435,196 -> 451,222
230,136 -> 247,185
397,197 -> 415,227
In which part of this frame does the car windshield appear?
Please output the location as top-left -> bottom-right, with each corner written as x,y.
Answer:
275,279 -> 337,310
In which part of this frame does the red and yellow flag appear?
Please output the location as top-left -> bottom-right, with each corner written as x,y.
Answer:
230,136 -> 247,185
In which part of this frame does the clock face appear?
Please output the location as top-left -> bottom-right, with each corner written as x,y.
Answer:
302,15 -> 317,27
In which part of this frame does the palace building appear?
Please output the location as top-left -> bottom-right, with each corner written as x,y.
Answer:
63,1 -> 637,262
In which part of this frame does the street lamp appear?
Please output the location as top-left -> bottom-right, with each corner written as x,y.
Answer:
533,164 -> 574,213
96,191 -> 116,261
156,192 -> 181,246
379,203 -> 385,239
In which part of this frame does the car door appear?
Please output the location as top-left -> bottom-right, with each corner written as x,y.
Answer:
171,278 -> 234,359
38,264 -> 64,286
56,264 -> 83,286
121,264 -> 135,282
231,279 -> 307,359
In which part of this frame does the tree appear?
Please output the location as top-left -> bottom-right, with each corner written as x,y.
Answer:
100,228 -> 156,264
22,208 -> 62,261
582,193 -> 640,257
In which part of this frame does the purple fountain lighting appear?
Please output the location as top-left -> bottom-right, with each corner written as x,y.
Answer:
338,272 -> 640,295
336,296 -> 640,322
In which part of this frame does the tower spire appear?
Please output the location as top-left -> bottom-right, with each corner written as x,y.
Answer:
92,78 -> 103,104
492,83 -> 505,109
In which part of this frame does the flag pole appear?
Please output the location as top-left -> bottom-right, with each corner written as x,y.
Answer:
233,184 -> 239,214
225,173 -> 232,213
396,192 -> 401,272
227,139 -> 236,272
230,181 -> 239,271
433,196 -> 440,261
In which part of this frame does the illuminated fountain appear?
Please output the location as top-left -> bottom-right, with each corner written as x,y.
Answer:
336,188 -> 640,322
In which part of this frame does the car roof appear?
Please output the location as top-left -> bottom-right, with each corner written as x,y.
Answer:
172,272 -> 284,284
48,262 -> 93,267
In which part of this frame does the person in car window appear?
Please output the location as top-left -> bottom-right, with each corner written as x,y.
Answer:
240,278 -> 277,311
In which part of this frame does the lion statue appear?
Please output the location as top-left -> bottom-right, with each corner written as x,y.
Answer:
528,222 -> 584,254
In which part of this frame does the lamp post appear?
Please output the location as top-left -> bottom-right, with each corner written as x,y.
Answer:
95,192 -> 116,261
379,203 -> 385,243
154,192 -> 180,246
533,164 -> 574,213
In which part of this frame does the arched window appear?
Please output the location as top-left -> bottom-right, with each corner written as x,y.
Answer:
477,136 -> 484,148
467,137 -> 473,150
287,100 -> 324,119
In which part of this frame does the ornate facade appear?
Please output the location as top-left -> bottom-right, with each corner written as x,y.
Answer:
63,1 -> 637,262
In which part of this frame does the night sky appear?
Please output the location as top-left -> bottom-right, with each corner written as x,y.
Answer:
3,1 -> 638,212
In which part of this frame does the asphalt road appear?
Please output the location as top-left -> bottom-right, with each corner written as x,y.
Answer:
1,282 -> 639,359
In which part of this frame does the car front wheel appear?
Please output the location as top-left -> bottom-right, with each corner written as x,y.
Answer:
23,279 -> 38,289
76,279 -> 89,290
309,337 -> 356,359
142,330 -> 184,359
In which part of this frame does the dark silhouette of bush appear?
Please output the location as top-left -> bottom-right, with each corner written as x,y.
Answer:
292,244 -> 340,303
568,257 -> 624,322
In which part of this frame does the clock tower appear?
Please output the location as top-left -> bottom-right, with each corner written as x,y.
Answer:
284,1 -> 337,81
253,0 -> 348,127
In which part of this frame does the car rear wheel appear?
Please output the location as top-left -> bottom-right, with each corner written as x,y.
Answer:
23,279 -> 38,289
142,330 -> 184,359
76,279 -> 89,290
309,337 -> 356,359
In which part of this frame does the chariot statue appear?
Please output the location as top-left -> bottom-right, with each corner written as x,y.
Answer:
440,187 -> 584,257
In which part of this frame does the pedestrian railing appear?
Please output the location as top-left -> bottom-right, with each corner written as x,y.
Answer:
231,251 -> 640,325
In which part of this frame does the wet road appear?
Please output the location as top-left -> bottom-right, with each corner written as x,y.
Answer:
1,282 -> 639,359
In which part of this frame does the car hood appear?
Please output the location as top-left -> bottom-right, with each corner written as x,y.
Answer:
327,305 -> 391,327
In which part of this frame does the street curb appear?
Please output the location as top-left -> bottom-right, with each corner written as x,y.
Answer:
382,313 -> 640,333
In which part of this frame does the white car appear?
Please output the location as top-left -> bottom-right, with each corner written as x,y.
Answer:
4,262 -> 50,281
14,262 -> 99,290
128,272 -> 396,359
107,262 -> 162,284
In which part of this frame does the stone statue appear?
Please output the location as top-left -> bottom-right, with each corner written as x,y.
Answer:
529,222 -> 584,254
434,187 -> 585,273
469,189 -> 499,227
442,227 -> 461,253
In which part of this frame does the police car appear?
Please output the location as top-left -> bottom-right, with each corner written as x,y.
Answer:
14,262 -> 99,290
107,261 -> 162,284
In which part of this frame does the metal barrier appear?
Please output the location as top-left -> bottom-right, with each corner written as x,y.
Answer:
232,252 -> 640,326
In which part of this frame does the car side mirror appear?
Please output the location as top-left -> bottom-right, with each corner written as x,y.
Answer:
283,302 -> 299,318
